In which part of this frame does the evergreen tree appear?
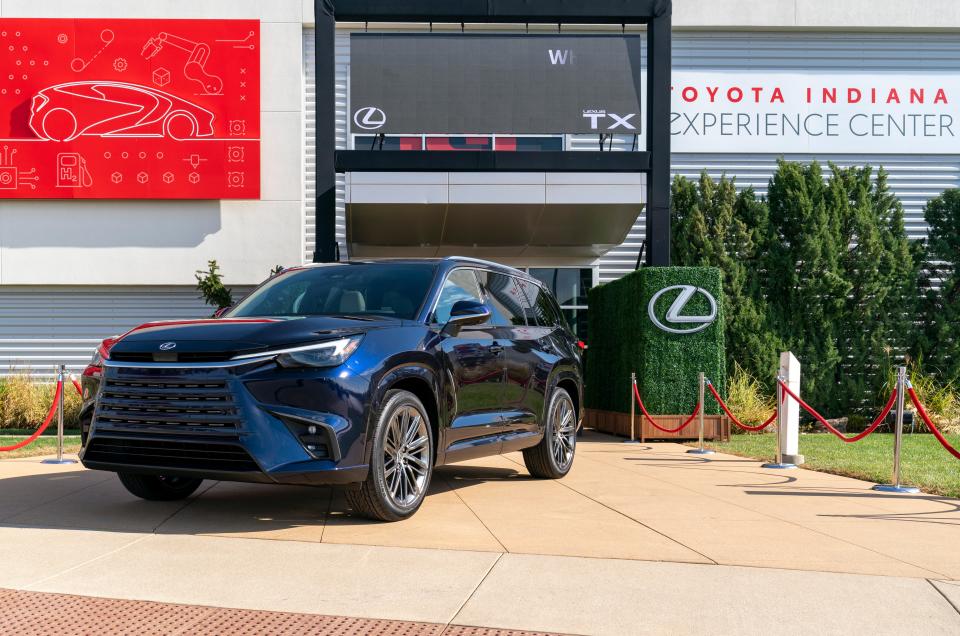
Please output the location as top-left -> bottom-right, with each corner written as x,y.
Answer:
827,165 -> 922,413
916,189 -> 960,382
671,173 -> 780,386
761,160 -> 849,409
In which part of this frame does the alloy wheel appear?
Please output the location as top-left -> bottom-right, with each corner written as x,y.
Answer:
383,405 -> 430,507
552,394 -> 576,470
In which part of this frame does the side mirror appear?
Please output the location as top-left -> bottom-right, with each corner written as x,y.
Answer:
213,306 -> 232,318
442,300 -> 491,336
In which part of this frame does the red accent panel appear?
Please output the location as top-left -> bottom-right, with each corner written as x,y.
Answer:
0,18 -> 260,199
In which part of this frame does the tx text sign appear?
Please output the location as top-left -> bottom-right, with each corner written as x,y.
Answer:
0,19 -> 259,199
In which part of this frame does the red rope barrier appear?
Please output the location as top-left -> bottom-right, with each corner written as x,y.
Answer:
907,387 -> 960,460
632,382 -> 701,434
71,376 -> 83,396
707,383 -> 778,432
0,380 -> 62,452
778,380 -> 897,444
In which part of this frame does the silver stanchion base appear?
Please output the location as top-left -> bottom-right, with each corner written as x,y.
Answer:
686,448 -> 715,455
622,439 -> 641,444
761,462 -> 797,469
41,458 -> 78,465
872,484 -> 920,494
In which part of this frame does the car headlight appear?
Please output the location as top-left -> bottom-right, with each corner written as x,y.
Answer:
234,336 -> 363,368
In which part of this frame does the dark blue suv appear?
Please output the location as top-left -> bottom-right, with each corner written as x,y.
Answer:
79,258 -> 583,521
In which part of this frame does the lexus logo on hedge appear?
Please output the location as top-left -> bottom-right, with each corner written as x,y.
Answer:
648,285 -> 718,335
353,106 -> 387,130
158,342 -> 177,351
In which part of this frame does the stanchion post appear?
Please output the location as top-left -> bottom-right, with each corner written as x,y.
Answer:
763,373 -> 796,469
873,367 -> 919,493
42,364 -> 78,465
687,372 -> 714,455
624,372 -> 640,444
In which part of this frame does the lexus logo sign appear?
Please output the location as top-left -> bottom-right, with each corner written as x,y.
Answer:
353,106 -> 387,130
647,285 -> 718,335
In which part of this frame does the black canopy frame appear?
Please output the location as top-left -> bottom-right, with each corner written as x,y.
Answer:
314,0 -> 673,265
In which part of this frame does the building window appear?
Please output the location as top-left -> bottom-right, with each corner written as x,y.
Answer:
527,268 -> 592,340
354,136 -> 423,150
494,136 -> 564,152
352,135 -> 563,151
425,136 -> 492,151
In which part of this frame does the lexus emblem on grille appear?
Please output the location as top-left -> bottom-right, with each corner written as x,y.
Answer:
158,342 -> 177,351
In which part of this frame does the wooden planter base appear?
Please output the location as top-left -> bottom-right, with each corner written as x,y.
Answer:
585,408 -> 731,442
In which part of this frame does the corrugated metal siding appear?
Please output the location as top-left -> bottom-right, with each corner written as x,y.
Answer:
303,28 -> 349,263
0,287 -> 253,378
309,28 -> 960,284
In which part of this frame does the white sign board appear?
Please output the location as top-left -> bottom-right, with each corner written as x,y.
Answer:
665,71 -> 957,154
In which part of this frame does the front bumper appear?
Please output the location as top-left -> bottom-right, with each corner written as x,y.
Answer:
80,359 -> 371,487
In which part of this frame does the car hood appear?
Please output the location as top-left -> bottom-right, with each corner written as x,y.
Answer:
107,316 -> 404,361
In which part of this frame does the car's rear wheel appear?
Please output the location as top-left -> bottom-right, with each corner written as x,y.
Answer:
523,387 -> 576,479
117,473 -> 203,501
347,389 -> 434,522
40,108 -> 78,141
164,112 -> 197,140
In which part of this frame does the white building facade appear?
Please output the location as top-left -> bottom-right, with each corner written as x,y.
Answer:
1,0 -> 959,375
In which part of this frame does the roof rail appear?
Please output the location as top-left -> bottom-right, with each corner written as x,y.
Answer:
443,256 -> 528,276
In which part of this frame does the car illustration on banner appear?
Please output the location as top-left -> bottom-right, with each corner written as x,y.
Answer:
28,81 -> 216,142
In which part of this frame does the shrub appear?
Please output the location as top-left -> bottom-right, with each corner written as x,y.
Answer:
0,372 -> 81,430
586,267 -> 725,416
195,259 -> 233,310
883,357 -> 960,434
725,362 -> 776,434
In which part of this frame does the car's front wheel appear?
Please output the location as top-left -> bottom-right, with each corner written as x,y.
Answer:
523,387 -> 577,479
347,389 -> 434,522
117,473 -> 203,501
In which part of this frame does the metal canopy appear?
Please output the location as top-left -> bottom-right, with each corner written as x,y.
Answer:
314,0 -> 673,266
332,0 -> 671,23
336,151 -> 653,173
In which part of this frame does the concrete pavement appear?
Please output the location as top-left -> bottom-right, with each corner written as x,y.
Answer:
0,431 -> 958,634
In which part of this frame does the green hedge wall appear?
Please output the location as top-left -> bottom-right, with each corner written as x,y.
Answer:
585,267 -> 725,415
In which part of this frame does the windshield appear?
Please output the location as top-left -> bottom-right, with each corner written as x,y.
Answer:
227,263 -> 437,320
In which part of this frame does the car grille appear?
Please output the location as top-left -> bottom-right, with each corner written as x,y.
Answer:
94,378 -> 241,433
83,437 -> 259,472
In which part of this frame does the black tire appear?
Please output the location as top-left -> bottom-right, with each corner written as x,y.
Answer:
117,473 -> 203,501
346,389 -> 434,522
523,387 -> 577,479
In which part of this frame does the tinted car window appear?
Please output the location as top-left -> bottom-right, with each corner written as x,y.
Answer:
516,278 -> 563,328
477,271 -> 526,327
228,263 -> 436,320
432,269 -> 484,324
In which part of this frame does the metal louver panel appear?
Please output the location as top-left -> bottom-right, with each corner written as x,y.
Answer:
303,27 -> 349,263
0,287 -> 248,378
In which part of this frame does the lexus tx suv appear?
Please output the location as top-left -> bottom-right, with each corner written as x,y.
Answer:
78,258 -> 584,521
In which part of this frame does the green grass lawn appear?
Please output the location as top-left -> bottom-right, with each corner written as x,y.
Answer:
0,436 -> 82,460
701,433 -> 960,499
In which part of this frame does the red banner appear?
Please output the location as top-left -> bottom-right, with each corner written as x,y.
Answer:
0,19 -> 259,199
